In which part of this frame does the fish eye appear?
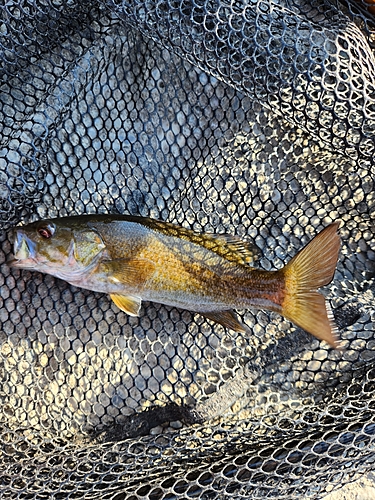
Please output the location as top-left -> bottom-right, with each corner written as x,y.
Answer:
37,224 -> 55,239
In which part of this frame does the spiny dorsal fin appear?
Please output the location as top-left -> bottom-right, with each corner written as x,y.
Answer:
139,218 -> 260,267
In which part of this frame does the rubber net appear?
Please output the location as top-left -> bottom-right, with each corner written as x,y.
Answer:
0,0 -> 374,498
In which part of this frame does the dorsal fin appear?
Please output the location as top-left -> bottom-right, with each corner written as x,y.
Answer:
204,233 -> 260,267
139,218 -> 260,267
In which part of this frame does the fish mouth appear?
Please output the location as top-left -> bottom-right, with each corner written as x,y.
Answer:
7,231 -> 37,270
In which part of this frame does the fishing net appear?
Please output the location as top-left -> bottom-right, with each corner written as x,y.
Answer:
0,0 -> 374,498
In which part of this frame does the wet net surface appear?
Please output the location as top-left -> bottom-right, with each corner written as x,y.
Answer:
0,0 -> 374,498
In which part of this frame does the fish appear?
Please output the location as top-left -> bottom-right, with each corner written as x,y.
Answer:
8,215 -> 341,347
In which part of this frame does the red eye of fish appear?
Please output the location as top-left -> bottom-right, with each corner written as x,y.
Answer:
38,225 -> 54,239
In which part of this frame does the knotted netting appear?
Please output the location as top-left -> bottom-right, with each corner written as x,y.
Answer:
0,0 -> 374,498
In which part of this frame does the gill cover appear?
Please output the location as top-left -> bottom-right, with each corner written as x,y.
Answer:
73,230 -> 106,267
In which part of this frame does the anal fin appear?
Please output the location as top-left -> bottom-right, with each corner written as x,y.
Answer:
110,294 -> 142,316
202,310 -> 249,334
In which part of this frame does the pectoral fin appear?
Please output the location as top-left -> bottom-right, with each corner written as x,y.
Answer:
202,310 -> 249,334
110,294 -> 142,316
103,257 -> 156,288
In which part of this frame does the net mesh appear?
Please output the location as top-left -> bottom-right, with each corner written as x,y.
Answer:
0,0 -> 374,498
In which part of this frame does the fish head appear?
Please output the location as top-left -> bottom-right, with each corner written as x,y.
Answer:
8,218 -> 107,279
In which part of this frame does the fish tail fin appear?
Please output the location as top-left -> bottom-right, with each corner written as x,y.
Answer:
280,223 -> 341,348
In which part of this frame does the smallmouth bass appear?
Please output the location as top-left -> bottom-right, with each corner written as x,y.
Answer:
9,215 -> 341,347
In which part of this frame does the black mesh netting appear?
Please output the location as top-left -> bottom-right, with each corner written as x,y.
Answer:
0,0 -> 375,498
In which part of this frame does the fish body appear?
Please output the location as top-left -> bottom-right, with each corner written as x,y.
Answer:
9,215 -> 341,347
